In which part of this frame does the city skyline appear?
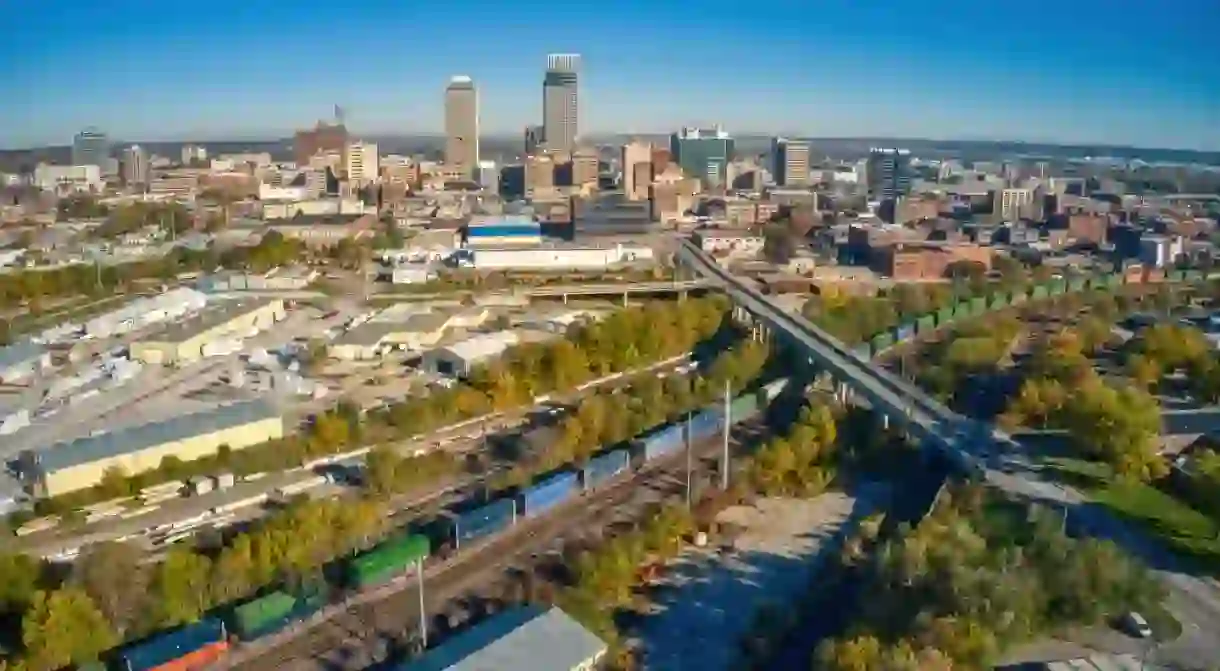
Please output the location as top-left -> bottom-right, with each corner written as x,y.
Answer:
2,0 -> 1218,150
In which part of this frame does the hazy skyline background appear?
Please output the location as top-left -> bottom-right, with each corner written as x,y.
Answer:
3,0 -> 1218,150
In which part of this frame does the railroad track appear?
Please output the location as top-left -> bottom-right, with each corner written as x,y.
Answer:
216,428 -> 745,671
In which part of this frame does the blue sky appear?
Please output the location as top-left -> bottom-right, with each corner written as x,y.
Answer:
2,0 -> 1218,149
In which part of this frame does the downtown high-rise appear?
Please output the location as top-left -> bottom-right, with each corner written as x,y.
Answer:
542,54 -> 580,154
444,75 -> 479,176
72,128 -> 109,167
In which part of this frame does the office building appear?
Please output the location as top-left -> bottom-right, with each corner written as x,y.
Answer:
122,145 -> 150,187
476,160 -> 499,193
621,140 -> 652,201
570,147 -> 599,189
295,121 -> 348,166
542,54 -> 580,153
771,137 -> 811,187
525,154 -> 555,197
997,188 -> 1035,221
72,128 -> 109,167
524,125 -> 544,156
181,145 -> 207,165
866,148 -> 912,200
670,126 -> 734,187
345,141 -> 378,184
445,76 -> 479,177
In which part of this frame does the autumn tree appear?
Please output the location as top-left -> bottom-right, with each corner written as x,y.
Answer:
20,589 -> 116,671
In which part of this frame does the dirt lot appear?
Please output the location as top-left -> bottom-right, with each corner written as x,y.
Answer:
635,489 -> 885,671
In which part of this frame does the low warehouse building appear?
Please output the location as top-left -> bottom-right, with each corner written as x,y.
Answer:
392,606 -> 606,671
19,399 -> 284,498
329,313 -> 450,361
470,244 -> 653,271
424,330 -> 521,378
0,339 -> 51,384
131,298 -> 286,365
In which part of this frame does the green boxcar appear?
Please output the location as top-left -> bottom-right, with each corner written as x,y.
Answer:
1068,277 -> 1087,291
936,307 -> 953,326
233,591 -> 297,640
729,393 -> 760,422
1167,270 -> 1186,283
1185,270 -> 1204,283
917,315 -> 936,334
969,297 -> 987,315
988,293 -> 1008,310
1049,280 -> 1067,295
1008,289 -> 1026,305
1031,285 -> 1050,299
853,344 -> 871,359
871,332 -> 894,353
346,534 -> 431,589
953,300 -> 971,318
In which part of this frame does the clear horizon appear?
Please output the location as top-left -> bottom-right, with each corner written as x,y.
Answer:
3,0 -> 1218,151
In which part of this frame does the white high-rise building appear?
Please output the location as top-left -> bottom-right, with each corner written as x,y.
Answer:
345,141 -> 378,184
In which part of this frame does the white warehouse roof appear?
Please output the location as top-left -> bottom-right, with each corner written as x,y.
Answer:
434,330 -> 520,366
392,606 -> 606,671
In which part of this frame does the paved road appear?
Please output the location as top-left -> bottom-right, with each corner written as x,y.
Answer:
678,239 -> 1220,668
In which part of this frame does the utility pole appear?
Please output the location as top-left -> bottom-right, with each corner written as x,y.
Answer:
416,558 -> 428,648
685,414 -> 693,509
722,380 -> 731,491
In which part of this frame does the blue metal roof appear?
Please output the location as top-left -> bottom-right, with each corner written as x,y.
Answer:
393,606 -> 606,671
0,339 -> 45,371
467,224 -> 540,238
35,399 -> 282,473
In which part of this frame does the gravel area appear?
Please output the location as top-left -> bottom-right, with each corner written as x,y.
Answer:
637,489 -> 884,671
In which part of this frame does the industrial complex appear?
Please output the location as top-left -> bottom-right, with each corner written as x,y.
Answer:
18,399 -> 284,497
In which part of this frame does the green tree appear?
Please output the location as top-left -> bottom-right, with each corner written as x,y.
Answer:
20,588 -> 116,671
0,553 -> 43,615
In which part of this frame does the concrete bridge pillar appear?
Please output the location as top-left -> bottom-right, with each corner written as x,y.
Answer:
622,292 -> 629,307
881,413 -> 890,430
562,293 -> 569,305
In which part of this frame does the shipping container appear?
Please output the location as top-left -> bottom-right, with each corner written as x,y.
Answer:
729,392 -> 761,423
916,315 -> 936,334
639,424 -> 684,462
895,323 -> 915,342
232,591 -> 296,640
449,498 -> 516,548
871,332 -> 894,353
688,408 -> 724,440
582,449 -> 630,489
120,619 -> 227,671
519,471 -> 579,518
345,534 -> 431,588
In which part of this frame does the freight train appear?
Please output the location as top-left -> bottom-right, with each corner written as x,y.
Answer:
106,378 -> 789,670
851,268 -> 1210,360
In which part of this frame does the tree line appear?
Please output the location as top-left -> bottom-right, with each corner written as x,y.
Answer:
0,497 -> 386,671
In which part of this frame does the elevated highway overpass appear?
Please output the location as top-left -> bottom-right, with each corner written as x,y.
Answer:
676,238 -> 1220,663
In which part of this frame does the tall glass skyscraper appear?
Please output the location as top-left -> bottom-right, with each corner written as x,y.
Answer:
72,128 -> 109,167
866,148 -> 912,200
542,54 -> 580,154
670,126 -> 734,187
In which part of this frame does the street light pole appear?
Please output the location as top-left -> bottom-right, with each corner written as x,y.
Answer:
417,558 -> 428,648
